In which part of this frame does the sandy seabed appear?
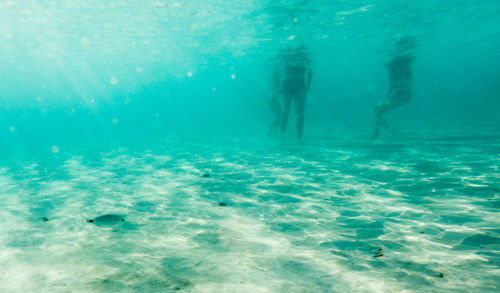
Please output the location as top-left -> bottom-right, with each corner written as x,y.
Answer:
1,136 -> 499,292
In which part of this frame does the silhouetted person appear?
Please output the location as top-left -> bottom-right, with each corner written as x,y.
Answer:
371,37 -> 416,140
278,46 -> 313,144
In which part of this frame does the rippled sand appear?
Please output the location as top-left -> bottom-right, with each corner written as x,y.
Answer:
0,136 -> 499,292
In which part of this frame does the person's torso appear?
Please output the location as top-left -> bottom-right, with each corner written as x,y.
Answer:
389,66 -> 412,89
282,65 -> 308,94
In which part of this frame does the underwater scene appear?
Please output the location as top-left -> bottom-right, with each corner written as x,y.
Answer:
1,0 -> 499,292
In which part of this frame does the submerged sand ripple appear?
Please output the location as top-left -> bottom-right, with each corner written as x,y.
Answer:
0,137 -> 499,292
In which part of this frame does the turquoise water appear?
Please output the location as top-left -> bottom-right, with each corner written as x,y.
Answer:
1,1 -> 499,292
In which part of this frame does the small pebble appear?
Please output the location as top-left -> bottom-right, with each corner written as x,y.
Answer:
437,272 -> 445,278
218,202 -> 227,206
41,217 -> 50,222
202,173 -> 210,178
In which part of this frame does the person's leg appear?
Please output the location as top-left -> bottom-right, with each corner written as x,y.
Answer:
370,119 -> 382,140
268,98 -> 282,136
374,90 -> 411,140
280,94 -> 292,140
371,99 -> 389,140
268,117 -> 280,136
294,93 -> 306,143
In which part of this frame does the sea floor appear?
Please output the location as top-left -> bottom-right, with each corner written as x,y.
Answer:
0,135 -> 499,292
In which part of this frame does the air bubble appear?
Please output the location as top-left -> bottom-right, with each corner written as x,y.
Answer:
81,36 -> 91,48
